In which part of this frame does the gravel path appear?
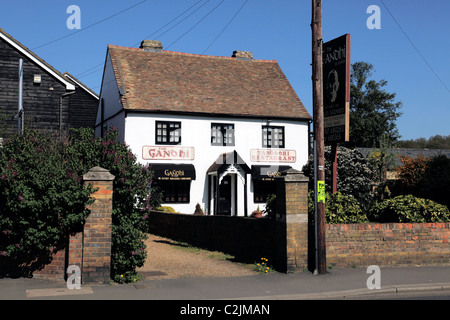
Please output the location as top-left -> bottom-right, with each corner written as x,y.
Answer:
137,234 -> 257,280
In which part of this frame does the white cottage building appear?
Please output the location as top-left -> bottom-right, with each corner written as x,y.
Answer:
96,40 -> 312,216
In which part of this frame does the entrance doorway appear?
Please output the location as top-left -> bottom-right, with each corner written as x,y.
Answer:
206,151 -> 251,216
218,175 -> 232,215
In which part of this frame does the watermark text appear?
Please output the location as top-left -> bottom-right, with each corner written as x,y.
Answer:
366,5 -> 381,30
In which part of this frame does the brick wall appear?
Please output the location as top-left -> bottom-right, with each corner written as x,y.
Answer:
32,230 -> 84,280
32,167 -> 114,283
274,169 -> 310,272
326,222 -> 450,267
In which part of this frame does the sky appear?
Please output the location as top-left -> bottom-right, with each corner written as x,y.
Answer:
0,0 -> 449,141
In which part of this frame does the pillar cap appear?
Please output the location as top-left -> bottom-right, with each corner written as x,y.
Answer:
276,168 -> 309,182
83,166 -> 115,181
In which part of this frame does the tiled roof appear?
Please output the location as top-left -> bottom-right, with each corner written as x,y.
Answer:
108,45 -> 311,120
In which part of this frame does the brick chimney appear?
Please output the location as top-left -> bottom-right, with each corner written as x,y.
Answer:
232,50 -> 253,60
140,40 -> 163,52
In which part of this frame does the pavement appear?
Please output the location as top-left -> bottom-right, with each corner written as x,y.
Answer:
0,265 -> 449,301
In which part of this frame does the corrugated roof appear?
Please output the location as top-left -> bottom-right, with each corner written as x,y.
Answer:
107,45 -> 311,120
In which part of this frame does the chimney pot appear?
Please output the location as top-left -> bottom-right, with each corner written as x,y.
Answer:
140,40 -> 163,52
232,50 -> 253,60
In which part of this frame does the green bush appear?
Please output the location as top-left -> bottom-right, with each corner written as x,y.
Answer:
325,192 -> 368,224
419,155 -> 450,208
391,154 -> 450,209
308,191 -> 368,224
0,131 -> 95,275
155,206 -> 177,213
0,128 -> 162,282
368,195 -> 450,223
264,193 -> 277,219
302,146 -> 375,211
67,128 -> 162,283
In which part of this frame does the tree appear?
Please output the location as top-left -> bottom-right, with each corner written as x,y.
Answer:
302,146 -> 375,211
0,130 -> 94,276
67,128 -> 163,283
395,134 -> 450,149
0,128 -> 163,282
420,155 -> 450,208
349,62 -> 402,148
392,154 -> 450,209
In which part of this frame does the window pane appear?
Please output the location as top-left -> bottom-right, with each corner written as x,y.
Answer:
156,121 -> 181,145
262,126 -> 284,148
211,123 -> 235,146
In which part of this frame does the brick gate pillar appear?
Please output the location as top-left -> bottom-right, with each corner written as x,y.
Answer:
275,168 -> 310,272
81,166 -> 115,283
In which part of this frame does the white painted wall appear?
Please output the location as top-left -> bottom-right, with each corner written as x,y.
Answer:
95,51 -> 124,140
123,113 -> 310,215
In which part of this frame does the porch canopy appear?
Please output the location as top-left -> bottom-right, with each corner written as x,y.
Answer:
207,151 -> 251,216
207,150 -> 251,178
150,163 -> 196,181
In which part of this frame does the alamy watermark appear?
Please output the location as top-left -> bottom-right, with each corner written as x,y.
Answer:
366,5 -> 381,30
366,265 -> 381,289
67,265 -> 81,289
67,5 -> 81,30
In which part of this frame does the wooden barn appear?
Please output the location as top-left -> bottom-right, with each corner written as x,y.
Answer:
0,28 -> 98,140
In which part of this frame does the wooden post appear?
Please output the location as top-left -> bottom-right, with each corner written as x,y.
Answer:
312,0 -> 326,274
332,143 -> 338,193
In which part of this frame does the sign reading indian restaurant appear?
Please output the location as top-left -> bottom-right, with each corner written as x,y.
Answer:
250,149 -> 296,163
142,146 -> 194,160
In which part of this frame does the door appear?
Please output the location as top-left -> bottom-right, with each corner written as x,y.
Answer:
218,175 -> 232,215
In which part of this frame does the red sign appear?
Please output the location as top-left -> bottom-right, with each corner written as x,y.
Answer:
142,146 -> 194,160
250,149 -> 296,163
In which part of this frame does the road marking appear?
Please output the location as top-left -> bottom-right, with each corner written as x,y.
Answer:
26,287 -> 94,298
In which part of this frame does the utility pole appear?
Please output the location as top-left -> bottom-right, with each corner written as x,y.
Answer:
311,0 -> 326,274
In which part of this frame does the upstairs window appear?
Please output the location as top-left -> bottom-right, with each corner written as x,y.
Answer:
156,121 -> 181,145
262,126 -> 285,148
211,123 -> 235,146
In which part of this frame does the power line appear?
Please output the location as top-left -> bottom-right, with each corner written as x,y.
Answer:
138,0 -> 210,46
77,0 -> 228,84
166,0 -> 226,50
379,0 -> 449,94
202,0 -> 249,54
75,0 -> 209,79
32,0 -> 149,50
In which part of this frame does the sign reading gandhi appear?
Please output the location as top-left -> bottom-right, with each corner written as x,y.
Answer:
142,146 -> 194,160
323,34 -> 351,143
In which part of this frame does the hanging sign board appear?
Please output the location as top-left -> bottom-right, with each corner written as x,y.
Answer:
323,34 -> 350,144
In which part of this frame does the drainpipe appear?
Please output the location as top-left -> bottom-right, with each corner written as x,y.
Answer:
18,59 -> 23,136
59,91 -> 76,140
